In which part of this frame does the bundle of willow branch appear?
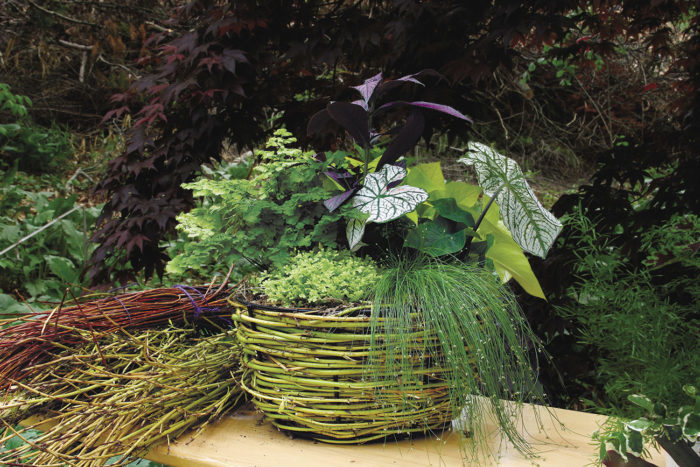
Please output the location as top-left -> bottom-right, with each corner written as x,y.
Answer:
0,325 -> 245,466
0,286 -> 232,389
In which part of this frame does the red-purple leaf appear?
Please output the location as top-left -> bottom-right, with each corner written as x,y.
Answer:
198,55 -> 221,73
378,100 -> 472,123
325,170 -> 356,187
148,83 -> 169,95
170,32 -> 198,54
373,69 -> 443,99
126,234 -> 149,253
101,106 -> 129,123
352,72 -> 383,106
324,188 -> 358,212
221,49 -> 247,74
377,110 -> 425,169
326,102 -> 370,148
352,99 -> 368,110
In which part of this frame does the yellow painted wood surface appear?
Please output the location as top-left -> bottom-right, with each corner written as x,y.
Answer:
144,403 -> 667,466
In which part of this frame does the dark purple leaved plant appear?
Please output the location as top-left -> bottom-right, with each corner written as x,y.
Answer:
308,69 -> 471,212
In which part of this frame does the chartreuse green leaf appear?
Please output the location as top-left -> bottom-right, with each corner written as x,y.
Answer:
459,142 -> 562,258
478,200 -> 545,299
432,198 -> 475,226
406,202 -> 435,224
353,164 -> 428,223
433,181 -> 482,210
406,162 -> 482,209
405,161 -> 445,194
404,162 -> 481,224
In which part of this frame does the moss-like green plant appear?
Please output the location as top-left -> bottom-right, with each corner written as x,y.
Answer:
370,256 -> 544,461
261,249 -> 380,306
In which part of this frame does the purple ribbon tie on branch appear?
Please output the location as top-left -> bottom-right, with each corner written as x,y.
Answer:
111,296 -> 133,325
175,285 -> 220,318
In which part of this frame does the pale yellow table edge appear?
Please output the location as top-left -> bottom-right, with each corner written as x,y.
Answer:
143,404 -> 667,467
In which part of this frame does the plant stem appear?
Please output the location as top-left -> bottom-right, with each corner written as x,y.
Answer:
460,183 -> 504,259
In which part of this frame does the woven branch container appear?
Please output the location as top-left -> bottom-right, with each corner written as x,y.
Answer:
229,296 -> 454,443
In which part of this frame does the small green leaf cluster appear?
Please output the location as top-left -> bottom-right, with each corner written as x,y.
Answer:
260,248 -> 380,306
0,84 -> 72,172
0,167 -> 100,313
521,41 -> 604,87
166,129 -> 350,281
593,386 -> 700,464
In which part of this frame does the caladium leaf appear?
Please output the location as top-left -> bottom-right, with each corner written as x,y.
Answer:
346,218 -> 366,251
326,102 -> 370,148
353,165 -> 428,223
458,142 -> 562,258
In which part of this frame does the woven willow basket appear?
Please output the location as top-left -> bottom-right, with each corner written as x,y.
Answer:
229,296 -> 454,443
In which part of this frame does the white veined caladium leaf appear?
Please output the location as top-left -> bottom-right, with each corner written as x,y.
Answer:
458,142 -> 562,258
352,164 -> 429,224
346,218 -> 367,251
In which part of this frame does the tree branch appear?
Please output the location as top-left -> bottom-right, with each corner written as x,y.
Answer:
27,0 -> 98,27
58,39 -> 93,51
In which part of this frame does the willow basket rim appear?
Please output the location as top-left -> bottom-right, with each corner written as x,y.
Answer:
229,294 -> 375,319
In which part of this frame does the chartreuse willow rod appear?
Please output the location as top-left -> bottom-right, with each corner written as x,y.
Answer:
0,325 -> 245,466
0,286 -> 233,389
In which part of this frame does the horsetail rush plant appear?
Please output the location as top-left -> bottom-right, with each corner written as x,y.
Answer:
370,257 -> 544,461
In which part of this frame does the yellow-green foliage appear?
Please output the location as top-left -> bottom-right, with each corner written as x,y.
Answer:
261,249 -> 380,306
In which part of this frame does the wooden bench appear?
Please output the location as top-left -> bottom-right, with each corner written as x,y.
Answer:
142,403 -> 667,466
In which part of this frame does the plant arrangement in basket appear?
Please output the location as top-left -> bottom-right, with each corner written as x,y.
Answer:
174,70 -> 563,461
